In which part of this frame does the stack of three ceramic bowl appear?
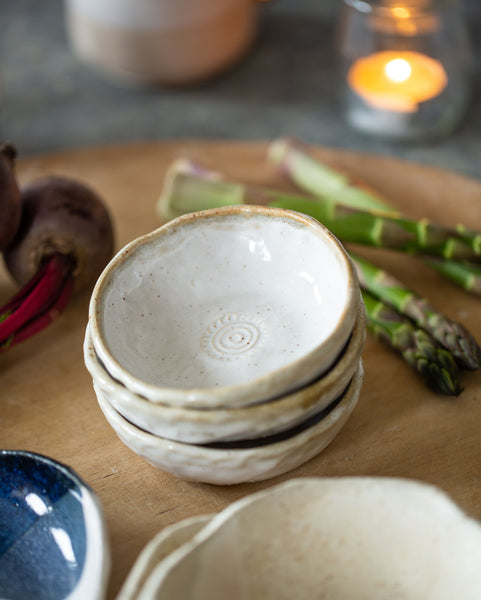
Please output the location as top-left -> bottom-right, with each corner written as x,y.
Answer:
84,206 -> 366,485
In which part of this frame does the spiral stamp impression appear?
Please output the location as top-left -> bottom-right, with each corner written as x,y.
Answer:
201,312 -> 265,360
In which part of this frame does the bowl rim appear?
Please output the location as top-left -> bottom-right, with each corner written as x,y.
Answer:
116,514 -> 214,600
88,205 -> 360,408
95,361 -> 363,457
84,304 -> 365,444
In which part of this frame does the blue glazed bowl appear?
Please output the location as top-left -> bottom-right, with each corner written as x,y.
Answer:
0,450 -> 110,600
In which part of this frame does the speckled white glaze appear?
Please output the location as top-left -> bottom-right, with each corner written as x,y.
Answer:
117,514 -> 213,600
84,304 -> 365,443
88,206 -> 359,409
135,478 -> 481,600
94,363 -> 363,485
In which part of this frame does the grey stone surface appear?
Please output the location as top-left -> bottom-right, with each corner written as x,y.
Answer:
1,0 -> 481,180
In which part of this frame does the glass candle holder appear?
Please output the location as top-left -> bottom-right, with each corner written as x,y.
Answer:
337,0 -> 473,141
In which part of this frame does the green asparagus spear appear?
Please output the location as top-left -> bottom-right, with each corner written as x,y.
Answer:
361,290 -> 462,396
352,252 -> 481,370
268,138 -> 481,293
158,160 -> 241,221
268,137 -> 396,214
158,160 -> 481,263
422,257 -> 481,296
270,196 -> 481,262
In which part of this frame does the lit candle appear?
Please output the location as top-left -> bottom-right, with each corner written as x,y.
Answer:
347,50 -> 448,113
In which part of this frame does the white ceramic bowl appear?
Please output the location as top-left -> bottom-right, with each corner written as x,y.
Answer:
84,304 -> 365,443
134,477 -> 481,600
116,514 -> 213,600
88,205 -> 359,409
94,363 -> 363,485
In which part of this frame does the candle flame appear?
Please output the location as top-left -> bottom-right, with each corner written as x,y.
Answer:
347,51 -> 448,113
385,58 -> 412,83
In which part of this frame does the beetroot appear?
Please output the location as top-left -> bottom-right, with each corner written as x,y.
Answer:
5,176 -> 114,292
0,176 -> 114,351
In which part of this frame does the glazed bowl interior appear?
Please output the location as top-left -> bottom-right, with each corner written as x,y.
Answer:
90,206 -> 358,407
0,450 -> 110,600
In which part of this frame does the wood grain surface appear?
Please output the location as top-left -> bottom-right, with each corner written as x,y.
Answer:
4,141 -> 481,598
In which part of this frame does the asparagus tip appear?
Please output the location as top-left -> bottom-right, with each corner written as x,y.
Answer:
426,352 -> 464,396
453,322 -> 481,370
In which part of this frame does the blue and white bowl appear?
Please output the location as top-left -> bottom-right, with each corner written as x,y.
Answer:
0,450 -> 110,600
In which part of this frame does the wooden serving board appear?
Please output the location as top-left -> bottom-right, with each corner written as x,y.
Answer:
4,141 -> 481,598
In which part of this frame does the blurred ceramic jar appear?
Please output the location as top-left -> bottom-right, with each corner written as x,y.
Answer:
65,0 -> 258,86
